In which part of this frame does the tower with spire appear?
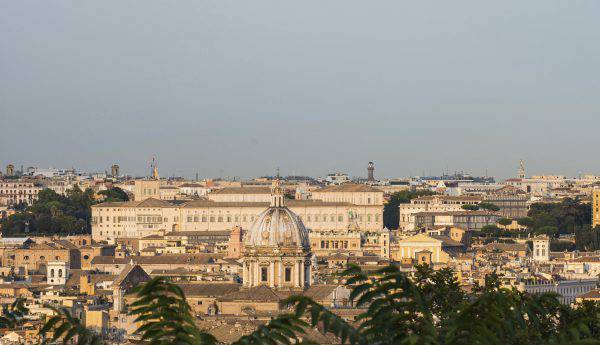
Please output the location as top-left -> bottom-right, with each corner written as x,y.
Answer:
517,159 -> 525,179
270,169 -> 285,207
367,162 -> 375,182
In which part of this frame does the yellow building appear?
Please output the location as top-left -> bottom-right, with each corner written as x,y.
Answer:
391,233 -> 464,264
593,188 -> 600,228
134,179 -> 160,201
309,229 -> 362,255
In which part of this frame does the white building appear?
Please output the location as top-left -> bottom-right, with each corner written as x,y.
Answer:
47,261 -> 68,285
532,236 -> 550,262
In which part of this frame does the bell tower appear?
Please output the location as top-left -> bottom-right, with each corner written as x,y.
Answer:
367,162 -> 375,182
517,159 -> 525,179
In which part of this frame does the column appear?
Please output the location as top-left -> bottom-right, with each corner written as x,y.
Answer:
242,263 -> 248,286
297,261 -> 302,288
278,260 -> 282,288
269,261 -> 275,288
300,260 -> 305,288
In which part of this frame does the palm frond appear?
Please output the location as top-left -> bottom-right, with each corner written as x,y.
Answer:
127,276 -> 218,345
39,306 -> 103,345
0,298 -> 28,329
231,313 -> 312,345
282,296 -> 364,345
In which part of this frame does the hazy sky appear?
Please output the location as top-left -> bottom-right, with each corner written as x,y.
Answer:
1,1 -> 600,180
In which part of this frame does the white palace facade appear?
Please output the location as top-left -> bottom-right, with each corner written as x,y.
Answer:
91,182 -> 384,243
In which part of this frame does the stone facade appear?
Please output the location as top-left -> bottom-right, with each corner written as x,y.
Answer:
92,185 -> 383,243
593,188 -> 600,228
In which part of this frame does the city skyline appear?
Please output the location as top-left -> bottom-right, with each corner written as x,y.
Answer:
1,158 -> 599,182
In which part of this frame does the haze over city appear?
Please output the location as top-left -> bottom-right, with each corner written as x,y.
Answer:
2,1 -> 600,179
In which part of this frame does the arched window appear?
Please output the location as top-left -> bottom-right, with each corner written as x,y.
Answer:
58,269 -> 63,277
50,269 -> 55,277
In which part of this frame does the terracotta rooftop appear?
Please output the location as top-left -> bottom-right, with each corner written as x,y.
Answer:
131,253 -> 225,265
210,187 -> 271,195
313,183 -> 382,193
94,198 -> 356,208
177,283 -> 241,297
219,285 -> 296,302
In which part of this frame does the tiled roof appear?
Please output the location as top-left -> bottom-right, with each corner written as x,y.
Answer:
94,199 -> 356,209
92,198 -> 176,208
303,285 -> 339,300
90,256 -> 131,265
165,230 -> 231,237
578,289 -> 600,299
210,187 -> 271,195
413,210 -> 499,216
431,235 -> 464,247
131,253 -> 224,265
219,285 -> 295,302
112,265 -> 150,288
179,183 -> 204,188
570,256 -> 600,263
177,283 -> 241,297
313,183 -> 382,193
412,195 -> 482,201
482,242 -> 528,252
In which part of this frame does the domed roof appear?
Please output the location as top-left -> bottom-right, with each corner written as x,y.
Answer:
244,206 -> 310,249
243,179 -> 310,249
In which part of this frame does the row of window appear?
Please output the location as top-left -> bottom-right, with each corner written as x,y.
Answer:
182,214 -> 380,223
93,215 -> 179,224
259,266 -> 293,283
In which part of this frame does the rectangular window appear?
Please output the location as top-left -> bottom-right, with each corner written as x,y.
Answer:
261,267 -> 268,282
285,267 -> 292,282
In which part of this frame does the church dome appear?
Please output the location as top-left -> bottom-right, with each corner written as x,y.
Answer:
243,179 -> 309,249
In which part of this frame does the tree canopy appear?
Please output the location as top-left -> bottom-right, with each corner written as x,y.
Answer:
0,186 -> 95,237
97,187 -> 129,202
383,190 -> 436,229
528,198 -> 590,235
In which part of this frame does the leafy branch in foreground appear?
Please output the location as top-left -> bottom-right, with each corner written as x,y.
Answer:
36,264 -> 600,345
231,313 -> 312,345
0,298 -> 28,329
127,276 -> 217,345
282,295 -> 364,345
39,306 -> 103,345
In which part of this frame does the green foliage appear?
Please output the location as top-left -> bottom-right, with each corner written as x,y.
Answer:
39,306 -> 103,345
0,298 -> 28,329
517,217 -> 535,228
128,277 -> 218,344
575,225 -> 600,251
383,190 -> 436,229
461,204 -> 479,211
497,218 -> 513,226
232,313 -> 312,345
549,240 -> 576,252
38,266 -> 600,345
480,224 -> 501,237
536,225 -> 559,237
413,264 -> 467,326
97,187 -> 129,202
528,198 -> 591,235
0,186 -> 94,236
478,202 -> 500,212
